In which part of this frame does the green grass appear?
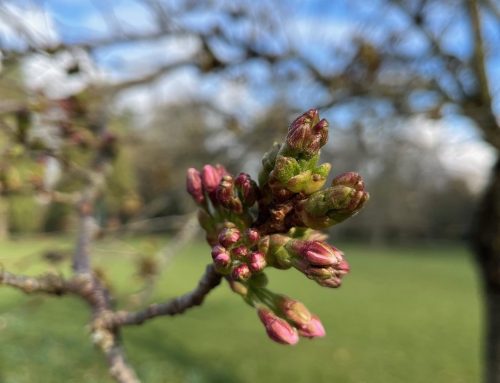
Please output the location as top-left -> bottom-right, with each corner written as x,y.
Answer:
0,236 -> 482,383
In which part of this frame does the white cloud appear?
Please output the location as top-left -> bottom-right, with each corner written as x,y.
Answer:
405,116 -> 496,192
0,2 -> 59,48
22,49 -> 105,98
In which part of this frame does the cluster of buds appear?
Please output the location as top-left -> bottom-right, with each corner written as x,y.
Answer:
186,109 -> 369,345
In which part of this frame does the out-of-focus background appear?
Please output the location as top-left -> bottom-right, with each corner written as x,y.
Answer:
0,0 -> 498,382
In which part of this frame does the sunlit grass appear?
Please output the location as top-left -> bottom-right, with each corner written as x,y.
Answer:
0,236 -> 482,383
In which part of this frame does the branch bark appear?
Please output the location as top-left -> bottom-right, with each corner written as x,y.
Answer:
110,264 -> 222,326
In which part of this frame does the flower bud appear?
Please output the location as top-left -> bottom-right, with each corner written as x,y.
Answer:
216,175 -> 243,213
211,245 -> 228,260
331,172 -> 365,191
304,265 -> 335,280
298,185 -> 369,229
257,308 -> 299,345
218,227 -> 241,248
262,234 -> 293,269
235,172 -> 258,206
259,143 -> 281,186
336,259 -> 350,274
276,296 -> 312,327
317,276 -> 342,288
186,168 -> 204,204
249,251 -> 267,272
270,156 -> 300,185
231,245 -> 249,260
201,165 -> 223,193
284,109 -> 329,157
232,263 -> 251,281
215,164 -> 229,178
213,252 -> 232,269
287,240 -> 342,266
229,280 -> 248,296
245,228 -> 260,245
298,315 -> 326,338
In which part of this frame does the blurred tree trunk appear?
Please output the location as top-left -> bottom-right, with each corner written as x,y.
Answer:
0,197 -> 9,240
471,158 -> 500,383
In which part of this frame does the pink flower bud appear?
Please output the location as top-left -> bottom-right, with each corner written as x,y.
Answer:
211,245 -> 228,260
288,240 -> 343,266
218,227 -> 241,248
186,168 -> 204,204
257,308 -> 299,345
245,228 -> 260,245
213,252 -> 232,269
215,164 -> 229,178
276,296 -> 312,327
336,259 -> 350,274
232,263 -> 251,281
331,172 -> 365,191
231,245 -> 249,260
298,315 -> 326,338
304,242 -> 343,266
285,109 -> 329,157
249,251 -> 267,272
216,175 -> 233,203
235,172 -> 258,206
216,176 -> 243,213
201,165 -> 223,192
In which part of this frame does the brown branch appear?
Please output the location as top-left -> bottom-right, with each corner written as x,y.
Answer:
110,264 -> 222,326
0,267 -> 68,295
106,342 -> 141,383
466,0 -> 500,150
469,0 -> 493,106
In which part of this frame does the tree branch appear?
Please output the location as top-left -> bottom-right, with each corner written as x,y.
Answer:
466,0 -> 500,150
0,268 -> 68,295
110,264 -> 222,326
469,0 -> 493,106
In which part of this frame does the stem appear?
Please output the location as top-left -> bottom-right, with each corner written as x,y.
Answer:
110,265 -> 222,326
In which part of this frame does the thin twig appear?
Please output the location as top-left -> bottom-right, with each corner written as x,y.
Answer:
110,264 -> 222,326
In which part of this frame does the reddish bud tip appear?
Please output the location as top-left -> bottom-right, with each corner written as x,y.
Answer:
298,315 -> 326,338
331,172 -> 365,191
290,241 -> 343,266
201,165 -> 223,192
286,109 -> 329,156
213,252 -> 232,269
186,168 -> 204,204
245,228 -> 260,245
258,308 -> 299,345
336,259 -> 350,274
231,245 -> 249,260
218,227 -> 241,248
232,263 -> 251,281
249,251 -> 267,272
211,245 -> 228,260
235,172 -> 258,206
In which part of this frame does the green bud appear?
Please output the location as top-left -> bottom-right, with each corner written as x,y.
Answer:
229,280 -> 249,296
298,185 -> 369,229
259,143 -> 281,186
270,156 -> 300,185
261,234 -> 293,269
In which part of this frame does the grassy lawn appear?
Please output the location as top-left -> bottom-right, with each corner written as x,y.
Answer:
0,236 -> 482,383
